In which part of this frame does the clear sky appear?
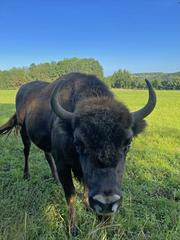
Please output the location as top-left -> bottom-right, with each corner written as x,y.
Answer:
0,0 -> 180,75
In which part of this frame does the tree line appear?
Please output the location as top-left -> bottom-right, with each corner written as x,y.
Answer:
0,58 -> 179,90
109,70 -> 180,90
0,58 -> 103,89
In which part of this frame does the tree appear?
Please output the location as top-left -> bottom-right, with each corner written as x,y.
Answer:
0,58 -> 104,89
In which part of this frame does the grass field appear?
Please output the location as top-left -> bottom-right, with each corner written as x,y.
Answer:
0,89 -> 180,240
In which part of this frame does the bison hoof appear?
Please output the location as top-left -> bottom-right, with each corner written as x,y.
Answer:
23,173 -> 30,180
70,226 -> 78,237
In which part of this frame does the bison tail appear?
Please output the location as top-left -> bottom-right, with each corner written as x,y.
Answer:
0,114 -> 18,136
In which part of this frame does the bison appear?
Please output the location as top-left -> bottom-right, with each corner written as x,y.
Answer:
0,73 -> 156,234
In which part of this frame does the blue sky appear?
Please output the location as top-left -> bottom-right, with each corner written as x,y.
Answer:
0,0 -> 180,75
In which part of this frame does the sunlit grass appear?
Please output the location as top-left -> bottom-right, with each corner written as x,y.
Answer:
0,89 -> 180,239
0,90 -> 17,104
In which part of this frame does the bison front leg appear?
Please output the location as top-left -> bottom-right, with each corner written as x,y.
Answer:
57,166 -> 78,236
67,194 -> 77,236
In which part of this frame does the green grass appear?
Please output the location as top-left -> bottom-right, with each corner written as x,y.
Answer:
0,89 -> 180,240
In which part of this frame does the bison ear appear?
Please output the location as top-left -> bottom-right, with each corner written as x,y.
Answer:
132,119 -> 147,136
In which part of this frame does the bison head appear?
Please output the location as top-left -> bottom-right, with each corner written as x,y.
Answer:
51,79 -> 156,216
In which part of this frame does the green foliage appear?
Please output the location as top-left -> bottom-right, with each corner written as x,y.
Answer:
108,70 -> 180,90
0,58 -> 104,89
1,59 -> 180,90
133,72 -> 180,90
0,90 -> 180,239
110,69 -> 132,88
0,58 -> 180,90
109,69 -> 146,89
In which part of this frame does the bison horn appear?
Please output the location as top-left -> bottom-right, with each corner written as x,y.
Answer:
51,80 -> 75,121
131,79 -> 156,123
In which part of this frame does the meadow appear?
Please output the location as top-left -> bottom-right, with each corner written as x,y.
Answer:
0,89 -> 180,240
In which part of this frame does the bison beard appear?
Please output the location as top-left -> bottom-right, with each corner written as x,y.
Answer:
0,73 -> 156,235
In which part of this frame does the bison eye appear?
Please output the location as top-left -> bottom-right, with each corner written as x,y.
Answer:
74,139 -> 85,154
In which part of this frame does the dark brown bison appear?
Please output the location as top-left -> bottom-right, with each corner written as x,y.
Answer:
0,72 -> 156,234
